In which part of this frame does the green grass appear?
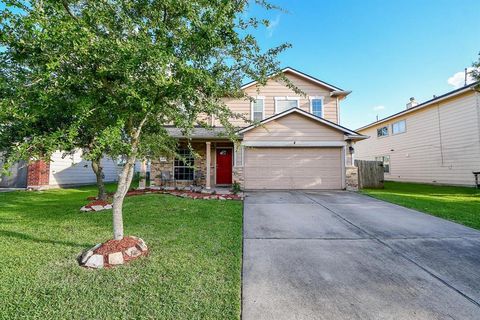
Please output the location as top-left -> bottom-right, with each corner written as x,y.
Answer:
0,184 -> 243,319
361,181 -> 480,230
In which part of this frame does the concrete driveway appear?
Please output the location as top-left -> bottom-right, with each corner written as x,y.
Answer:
242,191 -> 480,320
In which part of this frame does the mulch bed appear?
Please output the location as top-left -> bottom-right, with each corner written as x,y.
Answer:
94,236 -> 139,255
93,188 -> 243,201
79,236 -> 148,269
85,199 -> 111,208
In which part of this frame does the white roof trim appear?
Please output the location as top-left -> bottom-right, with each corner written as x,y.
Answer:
356,85 -> 476,132
242,141 -> 346,147
240,67 -> 342,91
237,108 -> 362,137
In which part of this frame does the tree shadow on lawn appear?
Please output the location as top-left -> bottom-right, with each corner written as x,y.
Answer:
0,229 -> 92,248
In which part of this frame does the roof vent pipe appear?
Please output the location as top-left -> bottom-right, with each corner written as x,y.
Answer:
406,97 -> 418,109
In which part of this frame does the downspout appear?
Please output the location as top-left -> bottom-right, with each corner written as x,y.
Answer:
436,104 -> 445,166
475,89 -> 480,163
336,97 -> 340,124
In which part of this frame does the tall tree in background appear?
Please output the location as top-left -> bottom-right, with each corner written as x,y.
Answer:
472,53 -> 480,88
0,0 -> 290,241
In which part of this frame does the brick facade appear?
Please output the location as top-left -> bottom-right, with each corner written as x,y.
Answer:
27,160 -> 50,189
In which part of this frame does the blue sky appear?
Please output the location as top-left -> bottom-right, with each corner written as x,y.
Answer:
249,0 -> 480,129
2,1 -> 479,129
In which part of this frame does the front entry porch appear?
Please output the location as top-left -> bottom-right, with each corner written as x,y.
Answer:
150,140 -> 239,190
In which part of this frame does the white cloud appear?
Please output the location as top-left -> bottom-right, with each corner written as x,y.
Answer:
373,105 -> 385,111
266,15 -> 281,37
447,68 -> 476,89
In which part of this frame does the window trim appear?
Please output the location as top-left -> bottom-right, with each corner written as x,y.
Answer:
274,96 -> 300,114
250,96 -> 265,121
376,125 -> 389,138
233,145 -> 244,167
375,155 -> 391,174
174,148 -> 195,181
392,119 -> 407,135
309,96 -> 324,118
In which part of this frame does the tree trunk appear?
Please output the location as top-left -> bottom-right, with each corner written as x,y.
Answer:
91,157 -> 107,201
111,116 -> 148,240
112,157 -> 135,240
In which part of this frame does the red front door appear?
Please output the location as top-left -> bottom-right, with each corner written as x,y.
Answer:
216,148 -> 233,185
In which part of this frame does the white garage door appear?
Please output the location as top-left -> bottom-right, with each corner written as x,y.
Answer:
244,147 -> 343,190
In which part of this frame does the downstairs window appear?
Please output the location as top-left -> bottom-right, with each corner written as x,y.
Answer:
174,149 -> 195,180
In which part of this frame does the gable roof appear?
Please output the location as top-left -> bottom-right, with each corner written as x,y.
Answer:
240,67 -> 346,93
356,82 -> 479,132
238,107 -> 367,140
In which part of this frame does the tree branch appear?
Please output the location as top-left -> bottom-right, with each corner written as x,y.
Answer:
62,1 -> 78,21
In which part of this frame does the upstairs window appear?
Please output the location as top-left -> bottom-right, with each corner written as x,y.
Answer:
375,155 -> 390,173
309,97 -> 323,117
392,120 -> 406,135
174,149 -> 195,180
251,98 -> 264,122
377,126 -> 389,137
275,97 -> 299,114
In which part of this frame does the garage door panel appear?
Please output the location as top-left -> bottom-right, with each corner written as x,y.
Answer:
244,147 -> 342,190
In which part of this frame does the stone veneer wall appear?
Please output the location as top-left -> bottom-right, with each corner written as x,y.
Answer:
232,166 -> 244,189
151,142 -> 208,188
345,166 -> 359,191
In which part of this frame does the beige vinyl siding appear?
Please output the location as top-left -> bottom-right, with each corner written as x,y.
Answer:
243,113 -> 344,141
244,147 -> 343,189
220,71 -> 339,127
49,150 -> 119,187
355,91 -> 480,186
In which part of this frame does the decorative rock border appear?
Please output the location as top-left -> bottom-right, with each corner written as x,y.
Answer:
78,236 -> 148,269
80,200 -> 113,212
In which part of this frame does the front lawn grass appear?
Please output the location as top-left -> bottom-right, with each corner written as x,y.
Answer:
361,181 -> 480,230
0,185 -> 243,319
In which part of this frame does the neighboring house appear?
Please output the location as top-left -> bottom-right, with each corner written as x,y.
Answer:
0,157 -> 27,188
151,67 -> 367,190
355,82 -> 480,186
20,150 -> 121,189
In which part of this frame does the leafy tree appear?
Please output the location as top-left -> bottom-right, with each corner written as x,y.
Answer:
472,53 -> 480,88
0,0 -> 290,240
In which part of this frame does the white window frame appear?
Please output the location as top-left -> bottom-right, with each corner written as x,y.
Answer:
375,155 -> 391,174
274,96 -> 300,114
309,96 -> 324,118
377,125 -> 389,138
250,96 -> 265,121
233,145 -> 244,167
392,119 -> 406,135
174,148 -> 195,181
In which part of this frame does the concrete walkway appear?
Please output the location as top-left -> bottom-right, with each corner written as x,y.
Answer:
242,191 -> 480,320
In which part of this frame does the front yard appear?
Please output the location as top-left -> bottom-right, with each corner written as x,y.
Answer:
0,185 -> 242,319
361,181 -> 480,230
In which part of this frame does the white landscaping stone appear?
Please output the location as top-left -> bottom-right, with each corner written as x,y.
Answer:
84,254 -> 104,269
137,239 -> 148,252
219,196 -> 226,200
104,204 -> 113,209
91,205 -> 105,211
80,250 -> 93,264
108,252 -> 124,265
80,206 -> 91,212
125,246 -> 141,258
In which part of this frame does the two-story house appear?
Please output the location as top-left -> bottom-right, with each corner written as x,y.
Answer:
355,82 -> 480,186
150,67 -> 367,190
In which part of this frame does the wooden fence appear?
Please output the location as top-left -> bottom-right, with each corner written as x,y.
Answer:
354,160 -> 384,189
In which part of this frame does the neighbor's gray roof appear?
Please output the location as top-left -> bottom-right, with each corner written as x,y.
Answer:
164,126 -> 236,139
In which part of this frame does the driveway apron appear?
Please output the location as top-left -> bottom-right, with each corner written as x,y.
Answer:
242,191 -> 480,320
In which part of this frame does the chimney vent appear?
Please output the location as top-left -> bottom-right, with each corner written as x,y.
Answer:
406,97 -> 418,109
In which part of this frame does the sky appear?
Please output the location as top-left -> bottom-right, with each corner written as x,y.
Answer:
1,1 -> 479,130
247,0 -> 480,129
